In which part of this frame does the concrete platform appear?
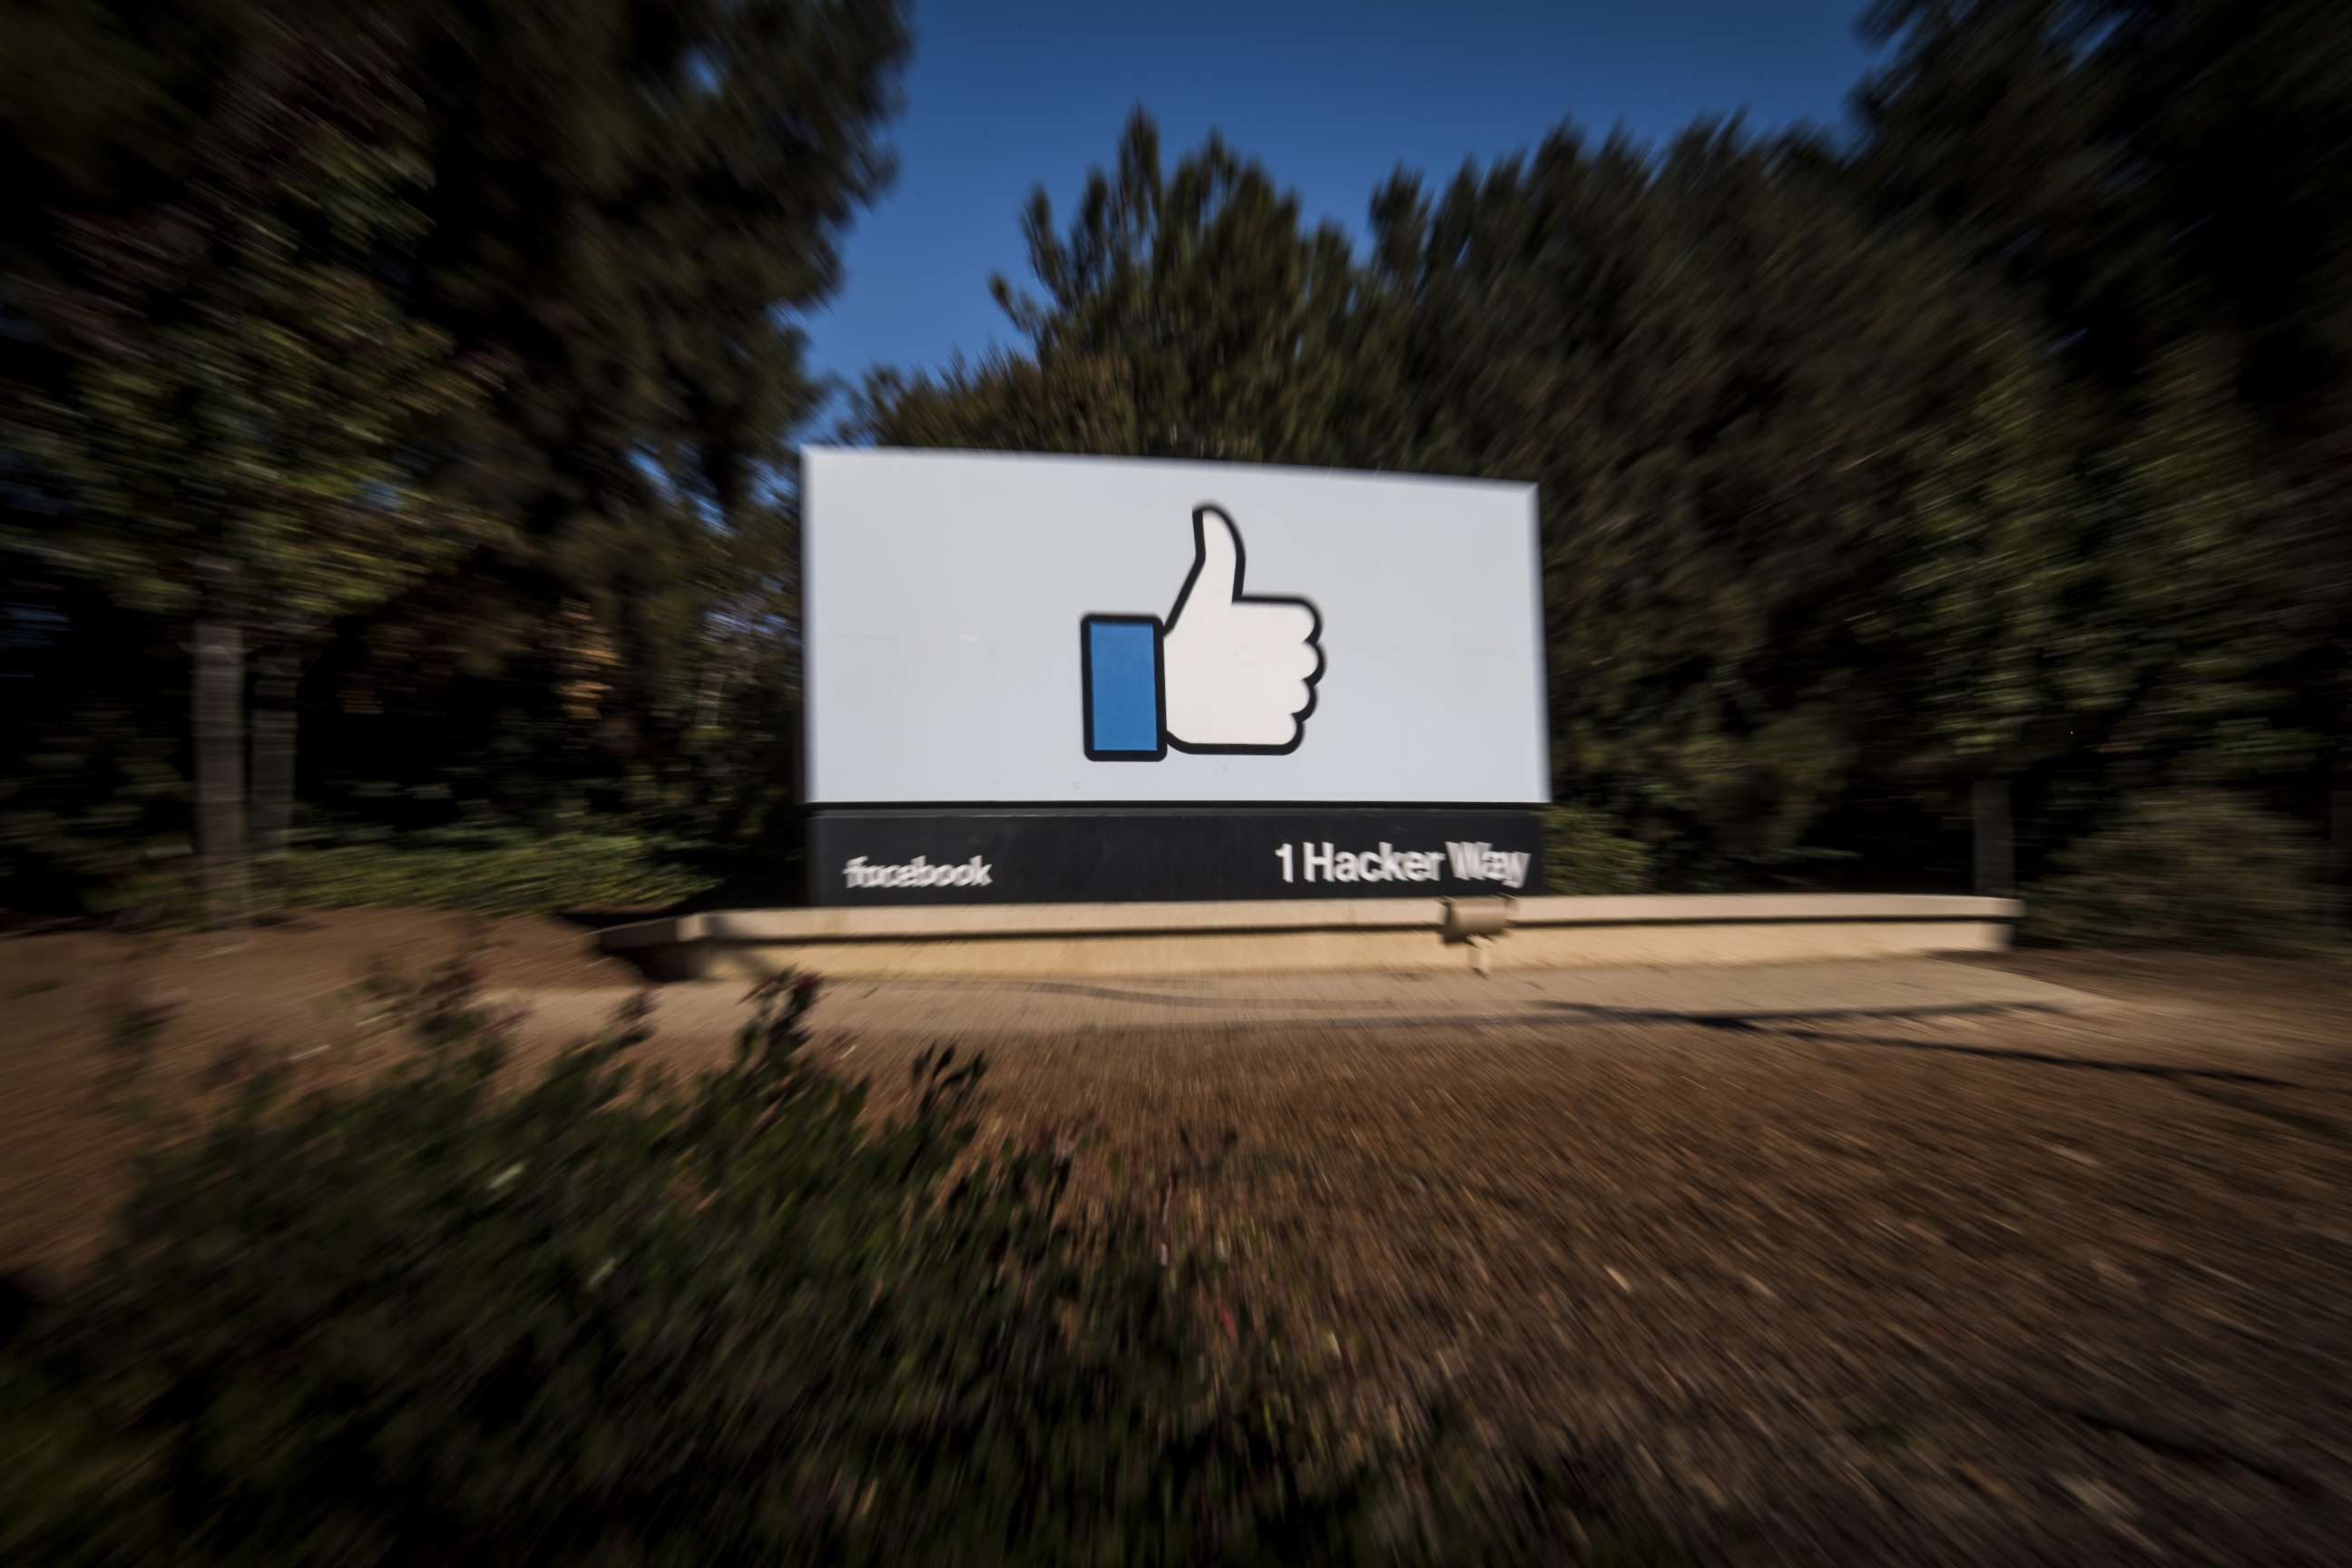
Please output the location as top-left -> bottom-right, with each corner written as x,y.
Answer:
493,956 -> 2106,1048
597,894 -> 2022,982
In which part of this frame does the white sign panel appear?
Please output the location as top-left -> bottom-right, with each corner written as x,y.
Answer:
801,448 -> 1549,806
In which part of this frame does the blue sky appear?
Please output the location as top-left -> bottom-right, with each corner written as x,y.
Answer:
801,0 -> 1886,421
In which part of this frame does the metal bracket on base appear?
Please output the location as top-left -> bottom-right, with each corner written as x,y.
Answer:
1441,897 -> 1515,977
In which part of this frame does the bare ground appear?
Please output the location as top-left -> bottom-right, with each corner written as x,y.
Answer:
4,912 -> 2350,1563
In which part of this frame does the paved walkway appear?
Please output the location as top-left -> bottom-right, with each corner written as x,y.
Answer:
490,956 -> 2116,1048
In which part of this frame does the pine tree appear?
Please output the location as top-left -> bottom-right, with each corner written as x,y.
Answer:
397,0 -> 911,818
1857,0 -> 2352,904
5,15 -> 497,926
857,112 -> 1376,468
5,2 -> 913,910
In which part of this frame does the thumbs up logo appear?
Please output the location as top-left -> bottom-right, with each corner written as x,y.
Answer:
1082,505 -> 1325,760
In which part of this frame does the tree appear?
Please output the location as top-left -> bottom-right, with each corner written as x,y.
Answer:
1859,1 -> 2352,418
5,1 -> 913,916
855,351 -> 1143,456
857,114 -> 2108,887
1361,122 -> 2092,880
392,0 -> 911,834
857,111 -> 1382,468
1857,325 -> 2100,893
1856,0 -> 2352,905
5,15 -> 497,926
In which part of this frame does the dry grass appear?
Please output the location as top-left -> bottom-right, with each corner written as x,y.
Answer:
5,916 -> 2350,1563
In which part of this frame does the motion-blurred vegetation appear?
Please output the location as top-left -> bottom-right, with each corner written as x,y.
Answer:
5,0 -> 2349,942
2024,789 -> 2333,954
0,965 -> 1666,1563
1543,806 -> 1654,897
278,828 -> 719,917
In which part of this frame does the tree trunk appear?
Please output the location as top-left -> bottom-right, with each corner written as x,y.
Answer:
250,640 -> 299,915
2329,740 -> 2351,929
1973,775 -> 2015,897
695,662 -> 728,733
193,557 -> 249,935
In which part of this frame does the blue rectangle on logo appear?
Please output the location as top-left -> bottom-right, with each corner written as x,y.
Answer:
1085,619 -> 1161,756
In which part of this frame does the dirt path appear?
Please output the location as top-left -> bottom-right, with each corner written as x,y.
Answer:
761,958 -> 2351,1565
485,955 -> 2116,1047
0,911 -> 633,1272
5,915 -> 2350,1562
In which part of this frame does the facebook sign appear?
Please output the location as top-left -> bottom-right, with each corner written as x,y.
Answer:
800,449 -> 1548,905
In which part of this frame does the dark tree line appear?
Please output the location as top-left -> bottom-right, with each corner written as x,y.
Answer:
4,0 -> 2347,937
5,0 -> 907,918
858,0 -> 2351,930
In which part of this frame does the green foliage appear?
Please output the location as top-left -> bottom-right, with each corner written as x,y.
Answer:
857,84 -> 2349,908
1362,122 -> 2100,867
1860,0 -> 2352,435
5,19 -> 501,630
853,110 -> 1383,469
1858,0 -> 2352,797
279,829 -> 716,916
860,114 -> 2103,879
9,0 -> 2351,925
0,695 -> 191,919
1542,806 -> 1653,897
0,969 -> 1414,1564
4,3 -> 913,915
377,0 -> 913,839
2025,789 -> 2332,953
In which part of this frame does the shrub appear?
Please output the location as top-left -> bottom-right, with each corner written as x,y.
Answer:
2024,788 -> 2330,953
0,701 -> 193,921
1543,806 -> 1654,897
0,966 -> 1394,1564
278,828 -> 715,916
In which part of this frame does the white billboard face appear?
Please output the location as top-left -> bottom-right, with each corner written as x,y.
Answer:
801,449 -> 1549,806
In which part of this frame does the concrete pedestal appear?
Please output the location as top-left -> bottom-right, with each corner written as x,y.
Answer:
598,895 -> 2022,983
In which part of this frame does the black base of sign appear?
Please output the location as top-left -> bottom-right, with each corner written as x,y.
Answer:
807,808 -> 1545,906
